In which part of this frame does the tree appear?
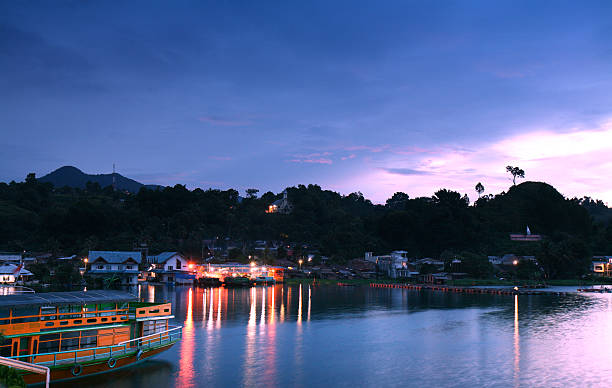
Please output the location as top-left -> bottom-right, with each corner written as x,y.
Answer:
475,182 -> 485,198
506,166 -> 525,186
386,192 -> 410,209
245,188 -> 259,199
25,173 -> 36,184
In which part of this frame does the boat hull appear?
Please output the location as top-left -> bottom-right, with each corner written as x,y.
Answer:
21,342 -> 176,385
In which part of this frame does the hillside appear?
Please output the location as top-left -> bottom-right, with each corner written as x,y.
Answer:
1,178 -> 610,279
38,166 -> 162,193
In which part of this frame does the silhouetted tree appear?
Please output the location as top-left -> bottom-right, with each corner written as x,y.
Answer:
245,188 -> 259,199
475,182 -> 485,198
386,192 -> 410,209
506,166 -> 525,186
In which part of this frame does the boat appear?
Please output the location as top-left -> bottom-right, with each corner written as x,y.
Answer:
223,276 -> 254,287
254,276 -> 275,285
577,287 -> 612,293
0,290 -> 181,385
196,277 -> 222,287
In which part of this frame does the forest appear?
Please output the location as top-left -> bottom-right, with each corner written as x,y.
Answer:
1,173 -> 611,279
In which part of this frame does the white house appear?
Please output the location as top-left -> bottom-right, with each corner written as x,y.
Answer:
367,251 -> 414,279
146,252 -> 193,284
87,251 -> 141,285
0,264 -> 33,284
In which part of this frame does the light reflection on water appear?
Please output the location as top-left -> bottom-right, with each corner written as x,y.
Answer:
54,285 -> 612,388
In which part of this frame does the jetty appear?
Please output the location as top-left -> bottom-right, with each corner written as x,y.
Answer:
369,283 -> 571,296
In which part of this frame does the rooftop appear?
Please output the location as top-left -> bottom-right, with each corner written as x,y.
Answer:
0,290 -> 137,308
89,251 -> 142,264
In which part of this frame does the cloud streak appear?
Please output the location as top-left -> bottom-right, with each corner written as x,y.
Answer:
198,116 -> 252,127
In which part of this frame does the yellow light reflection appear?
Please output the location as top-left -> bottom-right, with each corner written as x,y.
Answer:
261,287 -> 266,326
513,294 -> 520,387
270,286 -> 275,325
207,288 -> 215,329
178,288 -> 195,387
297,284 -> 302,325
243,287 -> 257,386
307,285 -> 311,322
202,289 -> 207,321
216,287 -> 222,328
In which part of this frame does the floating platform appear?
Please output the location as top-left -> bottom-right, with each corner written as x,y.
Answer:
369,283 -> 571,296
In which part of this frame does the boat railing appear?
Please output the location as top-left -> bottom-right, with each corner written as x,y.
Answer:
9,325 -> 183,367
0,356 -> 50,388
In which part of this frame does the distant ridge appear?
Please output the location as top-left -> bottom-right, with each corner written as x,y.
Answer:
38,166 -> 163,193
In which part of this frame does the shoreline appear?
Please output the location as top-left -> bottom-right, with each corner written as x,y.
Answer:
282,277 -> 612,287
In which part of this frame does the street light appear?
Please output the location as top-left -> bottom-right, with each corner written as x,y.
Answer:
298,259 -> 303,270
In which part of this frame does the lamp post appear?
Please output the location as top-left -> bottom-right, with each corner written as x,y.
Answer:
298,259 -> 303,270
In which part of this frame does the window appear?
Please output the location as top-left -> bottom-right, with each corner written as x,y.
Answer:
168,266 -> 173,271
38,333 -> 60,354
80,330 -> 97,348
0,336 -> 11,357
0,308 -> 10,325
41,306 -> 57,321
126,265 -> 133,270
106,265 -> 112,270
97,265 -> 104,270
143,320 -> 167,336
60,331 -> 80,351
176,259 -> 181,270
11,307 -> 40,323
59,305 -> 82,320
117,265 -> 123,271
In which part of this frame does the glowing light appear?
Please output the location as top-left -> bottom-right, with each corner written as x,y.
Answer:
513,260 -> 519,266
297,284 -> 302,324
250,261 -> 256,267
188,263 -> 194,269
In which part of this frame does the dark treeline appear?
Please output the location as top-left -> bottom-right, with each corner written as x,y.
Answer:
1,174 -> 611,279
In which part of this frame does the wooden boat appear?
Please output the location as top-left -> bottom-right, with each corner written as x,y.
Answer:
254,276 -> 275,285
196,277 -> 222,287
223,276 -> 254,287
0,290 -> 181,385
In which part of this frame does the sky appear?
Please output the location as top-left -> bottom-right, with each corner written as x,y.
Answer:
1,0 -> 612,204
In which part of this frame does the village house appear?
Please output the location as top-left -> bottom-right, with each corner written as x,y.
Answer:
265,190 -> 293,214
0,254 -> 36,265
146,252 -> 194,284
87,251 -> 142,285
366,251 -> 417,279
0,264 -> 33,284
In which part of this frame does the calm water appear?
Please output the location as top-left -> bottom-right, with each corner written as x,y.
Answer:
54,284 -> 612,387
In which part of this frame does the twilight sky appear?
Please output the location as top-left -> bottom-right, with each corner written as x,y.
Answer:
2,1 -> 612,204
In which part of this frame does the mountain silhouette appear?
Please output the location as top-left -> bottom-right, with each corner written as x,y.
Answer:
38,166 -> 163,193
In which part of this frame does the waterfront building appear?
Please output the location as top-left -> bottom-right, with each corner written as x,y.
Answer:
592,256 -> 612,276
198,263 -> 285,283
0,264 -> 33,284
87,251 -> 141,285
145,252 -> 194,284
367,251 -> 416,279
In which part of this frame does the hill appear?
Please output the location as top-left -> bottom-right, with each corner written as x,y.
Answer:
38,166 -> 162,193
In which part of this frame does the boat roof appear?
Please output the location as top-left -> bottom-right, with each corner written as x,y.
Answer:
0,290 -> 137,308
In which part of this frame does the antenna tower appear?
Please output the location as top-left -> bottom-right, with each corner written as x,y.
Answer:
112,163 -> 117,191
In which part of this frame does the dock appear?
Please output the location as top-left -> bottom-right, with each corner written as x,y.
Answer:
369,283 -> 572,296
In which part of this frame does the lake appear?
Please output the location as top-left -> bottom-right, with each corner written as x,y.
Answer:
55,284 -> 612,387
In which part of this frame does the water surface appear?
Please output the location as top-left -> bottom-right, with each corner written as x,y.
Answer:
54,284 -> 612,387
